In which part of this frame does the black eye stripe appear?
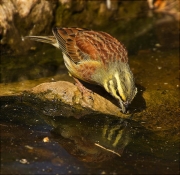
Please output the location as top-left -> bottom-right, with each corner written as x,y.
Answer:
116,89 -> 120,97
108,78 -> 124,101
116,89 -> 124,102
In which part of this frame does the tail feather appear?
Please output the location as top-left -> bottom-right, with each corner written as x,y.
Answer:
25,36 -> 59,48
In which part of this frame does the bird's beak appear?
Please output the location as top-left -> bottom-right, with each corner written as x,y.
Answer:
119,100 -> 129,114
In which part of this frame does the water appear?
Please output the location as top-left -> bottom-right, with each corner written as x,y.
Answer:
0,2 -> 179,174
0,106 -> 179,174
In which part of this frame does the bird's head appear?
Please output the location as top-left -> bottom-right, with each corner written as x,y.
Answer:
103,63 -> 137,113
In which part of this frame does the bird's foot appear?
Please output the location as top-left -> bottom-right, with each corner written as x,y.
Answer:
73,77 -> 92,94
73,77 -> 94,107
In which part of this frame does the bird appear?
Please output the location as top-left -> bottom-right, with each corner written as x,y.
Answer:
25,27 -> 137,113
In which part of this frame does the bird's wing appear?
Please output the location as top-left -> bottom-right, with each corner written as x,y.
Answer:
53,27 -> 128,65
76,31 -> 128,64
52,27 -> 87,64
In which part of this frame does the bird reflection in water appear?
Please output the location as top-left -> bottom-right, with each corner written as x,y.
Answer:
43,114 -> 137,162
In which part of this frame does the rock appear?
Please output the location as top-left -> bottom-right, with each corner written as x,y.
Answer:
0,0 -> 56,53
23,81 -> 129,118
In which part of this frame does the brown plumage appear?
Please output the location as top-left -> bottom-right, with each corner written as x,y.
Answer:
54,28 -> 127,63
26,27 -> 137,113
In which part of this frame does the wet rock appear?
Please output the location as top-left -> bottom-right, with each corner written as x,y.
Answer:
23,81 -> 129,118
0,0 -> 56,53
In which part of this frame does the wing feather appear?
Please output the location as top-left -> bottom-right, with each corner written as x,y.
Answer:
52,27 -> 128,65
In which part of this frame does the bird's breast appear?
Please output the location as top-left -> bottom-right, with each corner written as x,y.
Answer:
63,53 -> 102,84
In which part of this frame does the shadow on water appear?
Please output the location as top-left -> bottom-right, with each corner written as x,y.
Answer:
129,84 -> 146,113
0,96 -> 179,174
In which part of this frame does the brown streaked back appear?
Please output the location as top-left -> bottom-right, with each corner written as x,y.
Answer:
52,27 -> 128,66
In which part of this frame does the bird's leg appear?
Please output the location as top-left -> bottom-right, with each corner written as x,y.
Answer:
73,77 -> 93,95
72,77 -> 94,108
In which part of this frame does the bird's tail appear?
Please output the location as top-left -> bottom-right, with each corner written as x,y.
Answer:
25,36 -> 59,48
